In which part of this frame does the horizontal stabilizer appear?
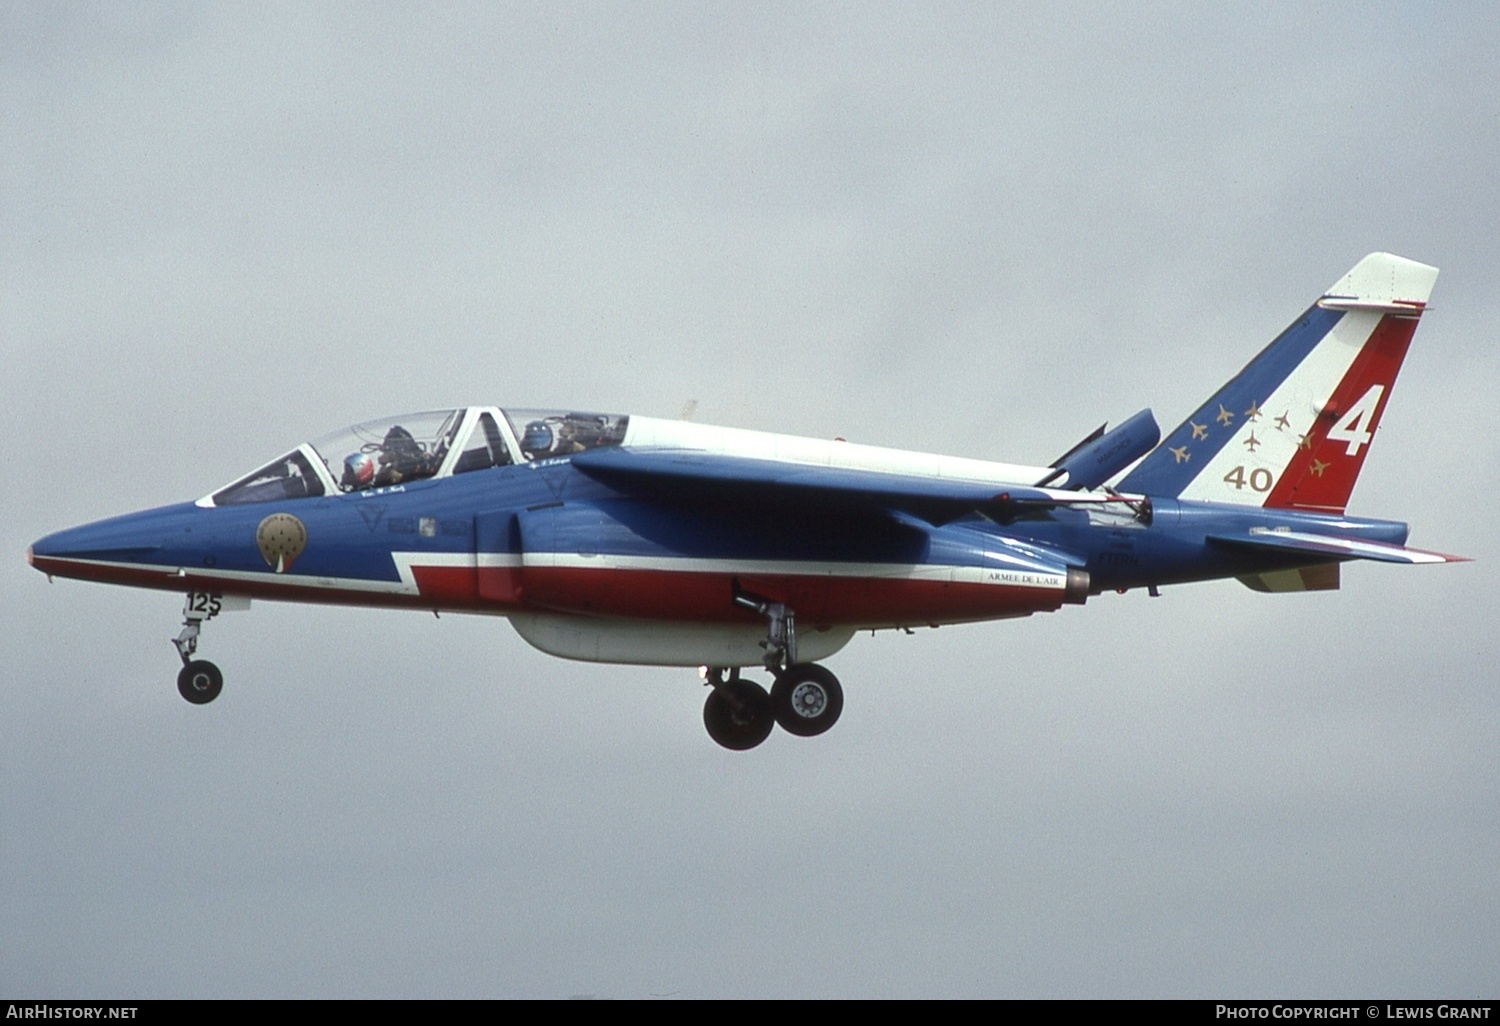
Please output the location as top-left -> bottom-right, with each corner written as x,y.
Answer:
1208,527 -> 1467,565
1037,409 -> 1159,490
571,447 -> 1124,525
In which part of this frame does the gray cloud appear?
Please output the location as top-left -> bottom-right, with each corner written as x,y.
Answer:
4,1 -> 1496,998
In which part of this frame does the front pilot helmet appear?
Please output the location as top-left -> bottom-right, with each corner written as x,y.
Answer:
342,451 -> 377,489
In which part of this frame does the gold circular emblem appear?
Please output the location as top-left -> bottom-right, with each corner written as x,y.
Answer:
256,513 -> 307,573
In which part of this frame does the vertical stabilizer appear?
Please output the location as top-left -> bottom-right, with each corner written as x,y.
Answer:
1116,253 -> 1437,512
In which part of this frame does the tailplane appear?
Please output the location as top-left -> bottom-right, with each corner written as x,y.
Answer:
1116,253 -> 1438,513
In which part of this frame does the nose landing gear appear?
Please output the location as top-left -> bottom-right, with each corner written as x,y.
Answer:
172,592 -> 231,705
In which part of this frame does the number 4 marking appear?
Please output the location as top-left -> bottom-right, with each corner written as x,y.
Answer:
1327,384 -> 1385,456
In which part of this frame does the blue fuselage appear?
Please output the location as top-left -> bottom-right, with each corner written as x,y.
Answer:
30,456 -> 1408,631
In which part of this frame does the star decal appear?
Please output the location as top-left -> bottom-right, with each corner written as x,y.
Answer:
1169,445 -> 1190,464
1245,401 -> 1262,422
1309,458 -> 1329,477
1243,432 -> 1261,452
1190,420 -> 1208,441
1274,411 -> 1291,431
1216,404 -> 1235,426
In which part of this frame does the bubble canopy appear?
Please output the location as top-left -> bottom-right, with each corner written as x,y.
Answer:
204,407 -> 629,506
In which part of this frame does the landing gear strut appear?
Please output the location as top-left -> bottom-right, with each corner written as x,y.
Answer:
733,587 -> 797,671
173,594 -> 223,705
700,587 -> 845,749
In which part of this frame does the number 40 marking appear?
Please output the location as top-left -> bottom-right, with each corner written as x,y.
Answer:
1224,466 -> 1274,492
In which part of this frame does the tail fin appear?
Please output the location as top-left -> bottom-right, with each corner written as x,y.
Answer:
1116,253 -> 1438,512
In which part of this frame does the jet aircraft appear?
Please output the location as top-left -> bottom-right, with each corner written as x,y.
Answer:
28,253 -> 1465,749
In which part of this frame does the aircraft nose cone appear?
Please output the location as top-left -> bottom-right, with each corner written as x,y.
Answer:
29,523 -> 132,564
27,502 -> 204,585
27,530 -> 70,566
28,530 -> 71,578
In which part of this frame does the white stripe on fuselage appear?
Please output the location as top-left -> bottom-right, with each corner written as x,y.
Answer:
390,552 -> 516,591
513,552 -> 1068,590
47,550 -> 1067,599
39,555 -> 423,595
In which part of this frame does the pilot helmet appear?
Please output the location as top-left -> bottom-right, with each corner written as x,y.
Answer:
521,420 -> 554,458
343,451 -> 377,490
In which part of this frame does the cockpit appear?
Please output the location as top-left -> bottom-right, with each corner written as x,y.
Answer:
205,408 -> 629,506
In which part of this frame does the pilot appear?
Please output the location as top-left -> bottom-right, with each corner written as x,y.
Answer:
374,425 -> 440,485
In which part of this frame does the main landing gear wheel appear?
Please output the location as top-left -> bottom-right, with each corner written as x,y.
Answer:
703,679 -> 775,751
177,660 -> 223,705
772,663 -> 843,737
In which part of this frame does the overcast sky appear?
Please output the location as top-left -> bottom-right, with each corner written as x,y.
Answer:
3,2 -> 1497,998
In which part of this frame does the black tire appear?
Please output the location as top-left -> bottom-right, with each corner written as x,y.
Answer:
703,679 -> 774,751
177,660 -> 223,705
771,664 -> 843,737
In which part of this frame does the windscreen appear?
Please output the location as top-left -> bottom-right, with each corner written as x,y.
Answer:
212,449 -> 327,505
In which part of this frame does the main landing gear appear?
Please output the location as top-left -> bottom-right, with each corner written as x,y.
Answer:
701,589 -> 845,750
172,593 -> 224,705
701,664 -> 844,751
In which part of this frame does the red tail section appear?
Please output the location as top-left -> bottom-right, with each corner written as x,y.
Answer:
1263,310 -> 1422,513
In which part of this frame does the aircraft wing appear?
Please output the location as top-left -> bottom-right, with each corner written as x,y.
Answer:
570,447 -> 1124,525
1207,528 -> 1468,564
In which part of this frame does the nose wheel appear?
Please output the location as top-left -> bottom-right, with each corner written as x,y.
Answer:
177,660 -> 223,704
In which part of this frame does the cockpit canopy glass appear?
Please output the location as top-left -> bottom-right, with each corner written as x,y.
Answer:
504,410 -> 628,462
310,409 -> 464,493
209,407 -> 631,505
